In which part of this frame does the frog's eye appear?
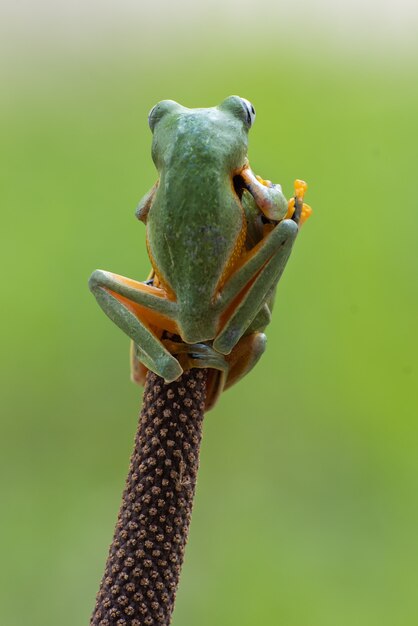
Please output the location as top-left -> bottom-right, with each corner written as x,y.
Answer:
148,100 -> 180,132
240,98 -> 256,127
218,95 -> 256,129
148,104 -> 159,130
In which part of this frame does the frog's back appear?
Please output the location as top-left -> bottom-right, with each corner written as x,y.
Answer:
146,112 -> 246,343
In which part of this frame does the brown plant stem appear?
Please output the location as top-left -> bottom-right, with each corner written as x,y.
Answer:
90,368 -> 207,626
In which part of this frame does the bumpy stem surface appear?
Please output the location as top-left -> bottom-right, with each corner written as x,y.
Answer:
91,369 -> 207,626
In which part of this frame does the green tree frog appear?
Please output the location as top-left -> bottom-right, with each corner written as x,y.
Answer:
89,96 -> 311,409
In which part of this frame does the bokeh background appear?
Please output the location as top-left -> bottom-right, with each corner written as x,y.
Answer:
1,1 -> 418,624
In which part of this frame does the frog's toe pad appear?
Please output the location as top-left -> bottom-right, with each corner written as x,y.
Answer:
161,357 -> 184,383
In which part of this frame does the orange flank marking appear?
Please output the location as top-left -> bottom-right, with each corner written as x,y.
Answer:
229,233 -> 270,275
218,260 -> 267,333
216,177 -> 247,293
108,289 -> 179,335
217,221 -> 247,292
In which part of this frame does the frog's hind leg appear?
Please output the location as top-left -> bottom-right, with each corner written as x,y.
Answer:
214,219 -> 298,355
224,332 -> 266,390
191,333 -> 266,410
89,270 -> 182,382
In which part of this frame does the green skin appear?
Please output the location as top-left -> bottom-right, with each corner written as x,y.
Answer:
89,96 -> 300,408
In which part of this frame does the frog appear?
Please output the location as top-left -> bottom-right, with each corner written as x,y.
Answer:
89,96 -> 311,409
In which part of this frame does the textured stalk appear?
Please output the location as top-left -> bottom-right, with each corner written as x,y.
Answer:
91,368 -> 207,626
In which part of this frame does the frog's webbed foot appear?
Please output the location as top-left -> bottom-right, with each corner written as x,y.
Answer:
286,179 -> 312,226
162,338 -> 228,372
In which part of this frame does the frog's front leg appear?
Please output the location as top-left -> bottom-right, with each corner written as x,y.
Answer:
135,180 -> 159,224
240,166 -> 288,221
213,218 -> 298,355
89,270 -> 182,382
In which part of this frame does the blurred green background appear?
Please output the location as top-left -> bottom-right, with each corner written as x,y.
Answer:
1,2 -> 418,624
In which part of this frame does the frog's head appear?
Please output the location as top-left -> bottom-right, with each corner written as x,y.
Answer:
147,96 -> 256,173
